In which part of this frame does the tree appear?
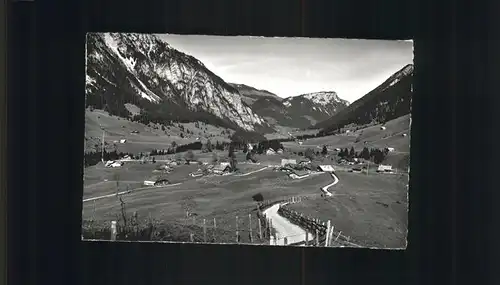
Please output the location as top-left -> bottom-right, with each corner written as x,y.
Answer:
305,148 -> 315,161
349,147 -> 355,158
360,147 -> 370,160
171,141 -> 177,153
243,144 -> 249,153
206,140 -> 213,152
321,145 -> 328,155
184,150 -> 195,163
228,144 -> 235,158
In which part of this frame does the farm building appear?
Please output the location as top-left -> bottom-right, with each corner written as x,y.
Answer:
377,165 -> 393,172
266,148 -> 276,155
123,155 -> 131,160
317,165 -> 335,172
380,126 -> 387,130
104,160 -> 123,168
143,176 -> 170,186
119,139 -> 127,143
385,147 -> 395,152
298,141 -> 303,145
189,171 -> 204,178
281,159 -> 297,166
212,164 -> 231,175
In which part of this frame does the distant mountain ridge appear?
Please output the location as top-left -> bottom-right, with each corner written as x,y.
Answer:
313,64 -> 413,133
85,33 -> 269,134
247,91 -> 350,129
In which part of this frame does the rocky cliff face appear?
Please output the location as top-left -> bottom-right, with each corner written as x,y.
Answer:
85,33 -> 268,132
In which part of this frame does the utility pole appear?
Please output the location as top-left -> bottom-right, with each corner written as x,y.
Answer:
101,130 -> 105,163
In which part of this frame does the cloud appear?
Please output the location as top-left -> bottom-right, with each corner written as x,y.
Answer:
157,34 -> 413,102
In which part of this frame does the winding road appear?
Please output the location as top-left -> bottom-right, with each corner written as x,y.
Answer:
263,171 -> 340,245
262,203 -> 315,245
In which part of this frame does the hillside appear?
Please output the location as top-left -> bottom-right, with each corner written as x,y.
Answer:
84,109 -> 235,154
313,64 -> 413,133
85,33 -> 272,137
250,91 -> 349,130
229,83 -> 283,105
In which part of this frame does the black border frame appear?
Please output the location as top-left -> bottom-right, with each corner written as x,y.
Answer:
8,0 -> 498,284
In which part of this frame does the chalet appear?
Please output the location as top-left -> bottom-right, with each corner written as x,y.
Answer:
266,148 -> 276,155
189,171 -> 204,178
317,165 -> 335,172
377,165 -> 393,173
281,159 -> 297,166
212,164 -> 231,175
119,139 -> 127,143
105,160 -> 123,168
351,167 -> 362,173
143,175 -> 169,186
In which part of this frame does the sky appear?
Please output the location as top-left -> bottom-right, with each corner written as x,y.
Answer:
156,34 -> 413,103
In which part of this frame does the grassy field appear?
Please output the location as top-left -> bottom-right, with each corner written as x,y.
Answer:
82,114 -> 410,247
287,171 -> 408,248
85,109 -> 233,154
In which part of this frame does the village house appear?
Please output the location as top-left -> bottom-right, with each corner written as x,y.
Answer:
281,159 -> 297,166
266,148 -> 276,155
212,163 -> 231,175
380,126 -> 387,130
105,160 -> 123,168
317,165 -> 335,172
143,175 -> 170,186
119,139 -> 127,143
377,164 -> 393,173
386,147 -> 395,152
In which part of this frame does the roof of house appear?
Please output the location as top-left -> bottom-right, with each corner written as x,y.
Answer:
317,165 -> 335,172
213,164 -> 231,171
378,164 -> 392,170
281,159 -> 297,164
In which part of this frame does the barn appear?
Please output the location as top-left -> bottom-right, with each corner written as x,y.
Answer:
281,159 -> 297,166
377,165 -> 393,173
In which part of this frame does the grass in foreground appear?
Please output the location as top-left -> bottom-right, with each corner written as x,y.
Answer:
286,171 -> 408,248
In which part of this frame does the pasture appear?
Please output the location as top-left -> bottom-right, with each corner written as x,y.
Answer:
286,171 -> 408,248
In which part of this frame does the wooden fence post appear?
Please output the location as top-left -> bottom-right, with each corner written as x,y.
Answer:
192,216 -> 195,225
328,226 -> 335,247
258,218 -> 262,239
249,214 -> 253,243
305,232 -> 309,246
315,229 -> 319,246
203,219 -> 207,242
213,217 -> 217,241
235,216 -> 239,243
110,221 -> 117,241
325,220 -> 331,247
190,233 -> 194,242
